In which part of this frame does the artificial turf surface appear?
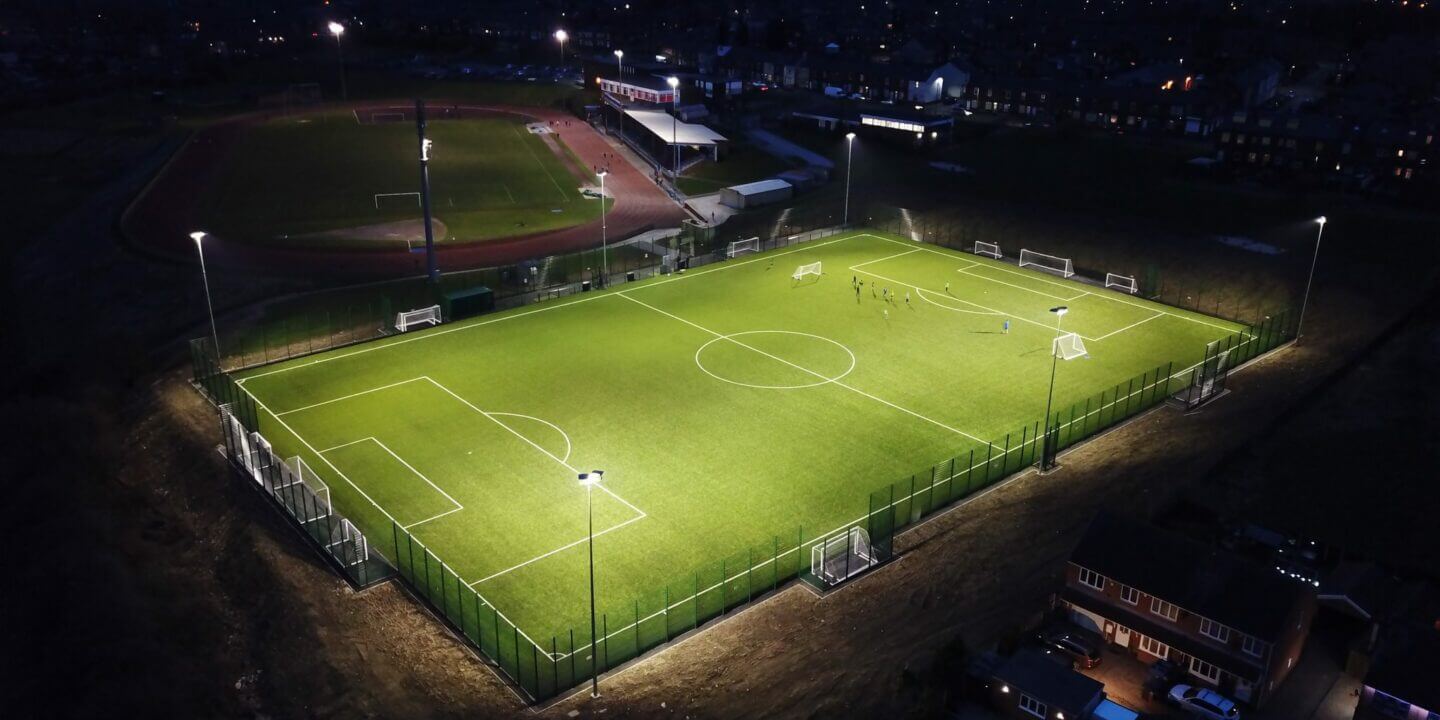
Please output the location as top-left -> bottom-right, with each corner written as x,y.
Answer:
199,110 -> 606,248
236,230 -> 1246,651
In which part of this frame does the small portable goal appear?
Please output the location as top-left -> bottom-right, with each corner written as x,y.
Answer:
973,241 -> 1002,259
1019,249 -> 1075,278
395,305 -> 442,332
1053,332 -> 1088,360
727,237 -> 760,258
1105,273 -> 1138,294
811,527 -> 876,586
792,261 -> 822,281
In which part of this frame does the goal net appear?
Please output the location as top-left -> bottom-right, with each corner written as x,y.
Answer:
396,305 -> 442,332
1020,249 -> 1074,278
1053,332 -> 1088,360
727,237 -> 759,258
1105,273 -> 1138,294
973,241 -> 1002,259
792,261 -> 822,281
811,527 -> 876,586
375,192 -> 421,210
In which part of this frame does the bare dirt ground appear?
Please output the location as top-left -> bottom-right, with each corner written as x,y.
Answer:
6,104 -> 1437,719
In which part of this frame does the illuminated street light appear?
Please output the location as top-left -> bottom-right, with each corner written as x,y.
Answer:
844,132 -> 856,225
190,231 -> 220,357
327,22 -> 348,101
554,29 -> 568,67
667,76 -> 680,184
1296,216 -> 1327,344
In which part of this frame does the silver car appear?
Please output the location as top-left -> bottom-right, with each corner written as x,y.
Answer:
1168,684 -> 1241,720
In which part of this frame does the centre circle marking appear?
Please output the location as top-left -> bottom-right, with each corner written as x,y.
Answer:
694,330 -> 857,389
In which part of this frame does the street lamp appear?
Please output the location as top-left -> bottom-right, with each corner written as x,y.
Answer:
1296,216 -> 1326,345
614,50 -> 625,135
667,76 -> 680,184
190,231 -> 221,358
327,22 -> 347,101
598,171 -> 609,286
578,470 -> 606,697
554,29 -> 568,68
843,132 -> 856,226
1040,306 -> 1069,471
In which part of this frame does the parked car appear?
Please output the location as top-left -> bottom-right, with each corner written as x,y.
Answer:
1034,626 -> 1102,669
1168,685 -> 1241,720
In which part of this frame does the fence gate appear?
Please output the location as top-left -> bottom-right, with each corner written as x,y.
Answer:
1174,336 -> 1236,411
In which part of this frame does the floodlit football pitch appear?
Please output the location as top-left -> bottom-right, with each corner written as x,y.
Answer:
236,230 -> 1247,655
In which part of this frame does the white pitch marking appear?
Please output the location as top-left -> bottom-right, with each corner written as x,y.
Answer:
468,513 -> 646,586
275,377 -> 427,416
1092,312 -> 1164,341
618,292 -> 987,444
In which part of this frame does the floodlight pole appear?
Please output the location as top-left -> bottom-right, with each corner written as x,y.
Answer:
598,171 -> 609,286
328,22 -> 347,101
667,77 -> 680,185
416,99 -> 439,283
579,471 -> 605,698
843,133 -> 855,226
191,231 -> 220,357
614,50 -> 625,136
1041,306 -> 1068,471
1295,216 -> 1326,345
555,30 -> 567,68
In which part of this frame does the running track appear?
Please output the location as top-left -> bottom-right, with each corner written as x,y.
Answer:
121,100 -> 688,279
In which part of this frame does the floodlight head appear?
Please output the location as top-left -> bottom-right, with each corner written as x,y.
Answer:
1050,306 -> 1068,316
845,132 -> 856,140
328,21 -> 344,37
578,470 -> 605,486
189,231 -> 207,243
597,170 -> 607,178
614,49 -> 624,58
421,138 -> 433,161
1316,215 -> 1327,225
554,29 -> 568,42
666,75 -> 679,88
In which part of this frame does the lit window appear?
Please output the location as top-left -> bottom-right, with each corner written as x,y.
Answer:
1077,567 -> 1105,591
1151,598 -> 1179,621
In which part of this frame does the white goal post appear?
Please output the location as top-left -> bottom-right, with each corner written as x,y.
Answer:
1105,272 -> 1138,294
973,241 -> 1002,259
395,305 -> 442,332
792,261 -> 822,281
811,526 -> 876,586
1019,249 -> 1075,278
1053,332 -> 1088,360
374,191 -> 421,209
727,237 -> 760,258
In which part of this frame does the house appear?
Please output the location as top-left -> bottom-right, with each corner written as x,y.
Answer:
989,648 -> 1106,720
909,62 -> 970,104
1058,512 -> 1316,707
1354,625 -> 1440,720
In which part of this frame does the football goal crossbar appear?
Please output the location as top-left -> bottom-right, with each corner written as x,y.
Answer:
727,237 -> 760,258
793,261 -> 822,281
374,192 -> 421,209
1105,273 -> 1138,294
973,241 -> 1002,259
396,305 -> 442,332
1019,249 -> 1074,278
